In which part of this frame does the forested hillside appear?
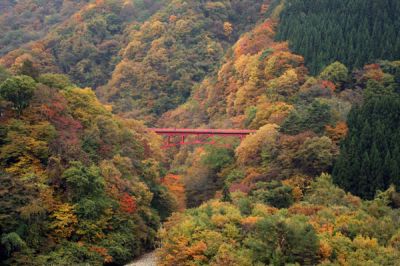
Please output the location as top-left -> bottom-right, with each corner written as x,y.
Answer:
0,69 -> 176,265
160,0 -> 400,207
1,0 -> 400,265
334,92 -> 400,199
275,0 -> 400,74
0,0 -> 270,123
156,1 -> 400,264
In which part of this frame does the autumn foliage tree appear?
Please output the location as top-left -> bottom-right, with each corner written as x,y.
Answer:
119,193 -> 137,214
161,174 -> 186,211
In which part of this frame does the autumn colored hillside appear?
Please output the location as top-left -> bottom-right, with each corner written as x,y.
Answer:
155,1 -> 400,265
0,69 -> 180,264
1,0 -> 400,265
98,0 -> 269,122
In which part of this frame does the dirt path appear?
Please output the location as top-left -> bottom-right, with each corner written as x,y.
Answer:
126,251 -> 157,266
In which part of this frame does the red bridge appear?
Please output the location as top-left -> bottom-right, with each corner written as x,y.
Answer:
148,128 -> 257,148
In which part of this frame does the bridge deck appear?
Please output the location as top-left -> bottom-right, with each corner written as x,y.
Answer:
148,128 -> 257,135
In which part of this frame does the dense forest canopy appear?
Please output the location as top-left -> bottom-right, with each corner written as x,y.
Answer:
0,0 -> 168,88
276,0 -> 400,74
0,0 -> 400,265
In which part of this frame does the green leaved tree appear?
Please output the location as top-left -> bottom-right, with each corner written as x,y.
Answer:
0,75 -> 36,115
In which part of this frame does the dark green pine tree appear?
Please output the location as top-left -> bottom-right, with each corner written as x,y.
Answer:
221,184 -> 232,202
281,100 -> 332,135
370,143 -> 384,192
359,152 -> 373,198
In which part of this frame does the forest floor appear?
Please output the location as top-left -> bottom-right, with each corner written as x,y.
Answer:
126,251 -> 157,266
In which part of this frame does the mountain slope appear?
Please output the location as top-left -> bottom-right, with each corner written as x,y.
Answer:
0,1 -> 400,265
0,0 -> 90,56
158,3 -> 302,129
